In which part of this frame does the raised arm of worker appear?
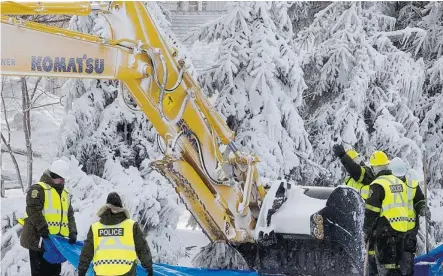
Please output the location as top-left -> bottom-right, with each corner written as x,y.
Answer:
77,227 -> 94,276
333,144 -> 375,185
134,222 -> 154,276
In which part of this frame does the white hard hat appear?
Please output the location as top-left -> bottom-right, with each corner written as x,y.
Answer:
390,157 -> 407,177
49,159 -> 70,179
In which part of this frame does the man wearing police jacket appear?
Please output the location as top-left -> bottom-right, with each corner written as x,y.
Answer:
78,192 -> 154,276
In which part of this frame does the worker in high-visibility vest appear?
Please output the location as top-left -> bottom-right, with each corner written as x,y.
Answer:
390,157 -> 427,276
78,192 -> 154,276
332,144 -> 377,275
20,159 -> 77,276
364,151 -> 410,276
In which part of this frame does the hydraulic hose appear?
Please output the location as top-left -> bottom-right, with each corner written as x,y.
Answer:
171,130 -> 225,185
118,81 -> 141,112
146,48 -> 187,124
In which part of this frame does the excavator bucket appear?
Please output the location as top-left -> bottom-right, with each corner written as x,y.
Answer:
234,182 -> 366,276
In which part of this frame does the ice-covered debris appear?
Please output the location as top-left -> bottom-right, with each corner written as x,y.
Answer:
255,181 -> 328,238
270,186 -> 327,235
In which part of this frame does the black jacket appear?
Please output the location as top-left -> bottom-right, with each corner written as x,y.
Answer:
339,155 -> 375,186
78,204 -> 153,276
20,170 -> 77,252
363,170 -> 425,238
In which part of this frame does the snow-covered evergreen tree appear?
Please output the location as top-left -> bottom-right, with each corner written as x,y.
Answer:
190,1 -> 318,184
421,60 -> 443,190
395,1 -> 443,246
296,2 -> 425,184
192,243 -> 248,270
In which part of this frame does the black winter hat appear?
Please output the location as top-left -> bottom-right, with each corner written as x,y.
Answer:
106,192 -> 123,208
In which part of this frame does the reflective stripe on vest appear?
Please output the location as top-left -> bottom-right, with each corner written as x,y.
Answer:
24,182 -> 70,236
92,219 -> 137,275
405,178 -> 418,231
375,175 -> 409,232
345,177 -> 369,200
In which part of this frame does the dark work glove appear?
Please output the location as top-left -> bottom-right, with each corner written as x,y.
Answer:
333,144 -> 346,158
404,234 -> 417,252
39,228 -> 49,239
68,233 -> 77,244
148,268 -> 154,276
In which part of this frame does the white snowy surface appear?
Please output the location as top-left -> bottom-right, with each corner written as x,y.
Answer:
270,186 -> 327,235
255,181 -> 328,238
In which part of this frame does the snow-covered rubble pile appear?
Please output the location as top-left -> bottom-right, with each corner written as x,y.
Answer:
271,186 -> 327,235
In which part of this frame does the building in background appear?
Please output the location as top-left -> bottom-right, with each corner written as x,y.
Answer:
159,1 -> 227,12
158,1 -> 227,73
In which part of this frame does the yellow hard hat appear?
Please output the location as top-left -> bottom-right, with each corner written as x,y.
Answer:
346,149 -> 359,160
369,151 -> 390,166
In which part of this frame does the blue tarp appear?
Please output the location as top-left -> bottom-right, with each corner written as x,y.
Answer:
45,235 -> 258,275
44,235 -> 443,276
414,244 -> 443,276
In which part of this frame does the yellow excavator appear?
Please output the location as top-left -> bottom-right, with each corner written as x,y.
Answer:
1,2 -> 366,275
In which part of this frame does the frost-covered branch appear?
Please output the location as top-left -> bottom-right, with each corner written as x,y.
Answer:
20,78 -> 33,191
1,134 -> 24,193
1,85 -> 11,144
377,27 -> 427,56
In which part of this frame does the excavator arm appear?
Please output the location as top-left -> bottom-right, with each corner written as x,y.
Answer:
1,2 -> 366,275
1,0 -> 264,244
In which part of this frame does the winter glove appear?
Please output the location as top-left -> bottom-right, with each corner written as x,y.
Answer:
403,234 -> 417,252
39,228 -> 49,239
333,144 -> 346,158
416,201 -> 429,218
147,268 -> 154,276
68,233 -> 77,244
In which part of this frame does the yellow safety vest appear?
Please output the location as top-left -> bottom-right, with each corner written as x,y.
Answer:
92,219 -> 137,275
344,167 -> 370,200
405,178 -> 418,231
24,182 -> 70,236
373,175 -> 409,232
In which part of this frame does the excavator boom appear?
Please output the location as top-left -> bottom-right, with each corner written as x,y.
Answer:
2,0 -> 261,244
1,2 -> 365,275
